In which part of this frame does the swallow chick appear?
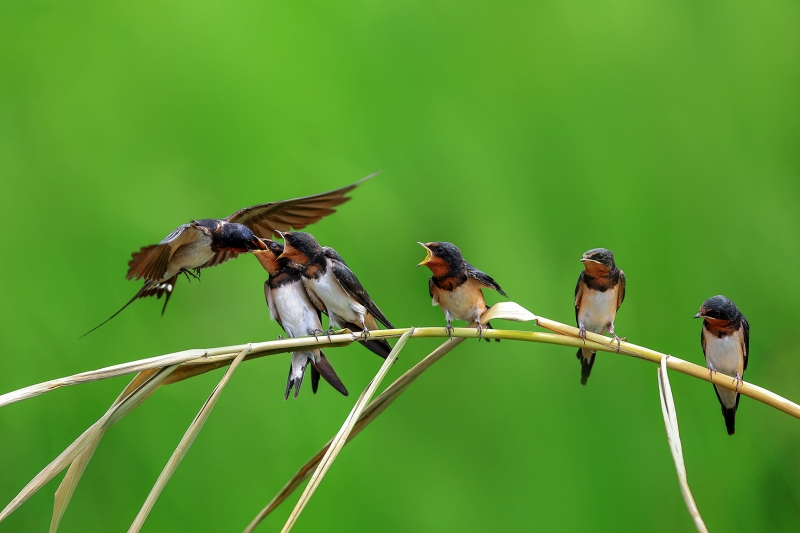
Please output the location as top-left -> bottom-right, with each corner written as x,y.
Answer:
417,242 -> 506,341
695,295 -> 749,435
574,248 -> 626,385
278,232 -> 394,358
253,239 -> 348,399
83,174 -> 375,336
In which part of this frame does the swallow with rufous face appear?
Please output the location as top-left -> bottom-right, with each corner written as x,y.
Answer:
253,239 -> 348,399
278,231 -> 394,358
83,174 -> 376,336
695,295 -> 749,435
417,242 -> 506,341
574,248 -> 626,385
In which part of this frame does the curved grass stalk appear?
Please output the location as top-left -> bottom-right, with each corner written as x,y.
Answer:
658,355 -> 708,533
1,302 -> 798,530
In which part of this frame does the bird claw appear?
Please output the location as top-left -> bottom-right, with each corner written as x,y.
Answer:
733,372 -> 743,391
312,329 -> 324,342
276,334 -> 285,340
445,323 -> 454,341
611,334 -> 624,353
476,323 -> 484,342
579,323 -> 587,343
707,363 -> 717,380
325,327 -> 335,341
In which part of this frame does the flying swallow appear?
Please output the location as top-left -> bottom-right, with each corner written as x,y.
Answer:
277,231 -> 394,358
574,248 -> 626,385
253,239 -> 348,399
83,174 -> 376,336
695,295 -> 749,435
417,242 -> 506,341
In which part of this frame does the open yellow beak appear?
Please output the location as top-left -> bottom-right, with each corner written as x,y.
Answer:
417,242 -> 432,267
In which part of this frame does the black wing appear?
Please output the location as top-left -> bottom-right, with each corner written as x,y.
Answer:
574,271 -> 586,324
742,316 -> 750,371
617,269 -> 626,309
466,263 -> 507,296
330,258 -> 394,329
322,246 -> 348,266
428,277 -> 434,300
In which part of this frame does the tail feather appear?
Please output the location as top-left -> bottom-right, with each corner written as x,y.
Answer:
483,321 -> 500,343
311,352 -> 348,396
713,384 -> 741,435
341,320 -> 392,358
284,355 -> 308,400
81,275 -> 179,338
577,348 -> 596,386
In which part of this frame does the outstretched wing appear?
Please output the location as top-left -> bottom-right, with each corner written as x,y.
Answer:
225,173 -> 377,237
617,269 -> 626,309
574,271 -> 585,324
466,263 -> 507,296
127,224 -> 206,281
330,258 -> 394,329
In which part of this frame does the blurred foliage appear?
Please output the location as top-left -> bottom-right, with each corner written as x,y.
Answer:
1,0 -> 799,531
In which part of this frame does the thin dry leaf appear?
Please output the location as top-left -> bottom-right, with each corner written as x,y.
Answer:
658,355 -> 708,533
480,301 -> 538,324
245,335 -> 465,532
280,331 -> 412,533
0,366 -> 178,524
128,345 -> 252,533
0,350 -> 206,408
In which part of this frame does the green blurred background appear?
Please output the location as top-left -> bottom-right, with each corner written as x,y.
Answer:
1,0 -> 799,531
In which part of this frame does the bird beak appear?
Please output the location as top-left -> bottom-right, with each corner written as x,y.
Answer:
693,312 -> 704,319
275,231 -> 285,240
417,242 -> 432,267
248,238 -> 268,251
278,241 -> 297,261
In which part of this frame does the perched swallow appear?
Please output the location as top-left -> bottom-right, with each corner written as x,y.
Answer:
695,295 -> 749,435
83,174 -> 375,336
278,232 -> 394,358
417,242 -> 506,341
253,240 -> 348,399
574,248 -> 626,385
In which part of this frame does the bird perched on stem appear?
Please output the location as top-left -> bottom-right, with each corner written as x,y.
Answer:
253,239 -> 348,399
83,174 -> 376,336
278,231 -> 394,358
574,248 -> 626,385
417,242 -> 506,341
695,295 -> 749,435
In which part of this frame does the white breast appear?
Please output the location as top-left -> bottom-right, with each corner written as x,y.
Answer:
437,283 -> 485,323
578,288 -> 618,334
272,281 -> 323,338
304,264 -> 366,325
703,330 -> 744,377
164,233 -> 215,279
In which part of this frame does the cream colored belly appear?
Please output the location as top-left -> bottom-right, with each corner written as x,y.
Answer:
438,284 -> 485,323
578,289 -> 617,334
164,234 -> 215,279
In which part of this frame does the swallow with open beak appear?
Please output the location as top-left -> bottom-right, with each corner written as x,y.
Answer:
253,239 -> 348,399
278,232 -> 394,358
83,174 -> 376,336
417,242 -> 506,341
574,248 -> 626,385
695,295 -> 749,435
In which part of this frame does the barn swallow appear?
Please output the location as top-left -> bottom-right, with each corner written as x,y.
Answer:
83,174 -> 376,336
253,240 -> 348,399
574,248 -> 626,385
417,242 -> 506,341
695,295 -> 749,435
277,232 -> 394,358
